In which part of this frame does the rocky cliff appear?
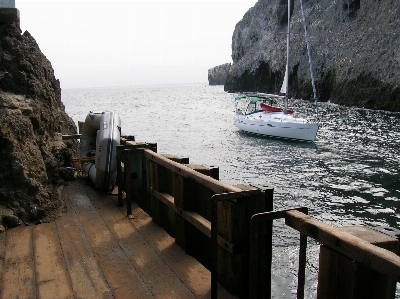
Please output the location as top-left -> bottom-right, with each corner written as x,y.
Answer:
224,0 -> 400,111
208,63 -> 231,85
0,10 -> 79,231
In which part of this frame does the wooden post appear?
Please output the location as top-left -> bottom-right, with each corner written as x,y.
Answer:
185,164 -> 219,221
149,160 -> 160,224
125,148 -> 144,216
217,185 -> 268,299
317,226 -> 399,299
144,144 -> 156,213
121,142 -> 156,214
211,188 -> 268,299
157,154 -> 189,236
161,154 -> 188,164
209,165 -> 219,180
149,154 -> 186,227
116,145 -> 124,207
125,149 -> 132,215
173,171 -> 192,250
148,143 -> 157,153
173,164 -> 219,269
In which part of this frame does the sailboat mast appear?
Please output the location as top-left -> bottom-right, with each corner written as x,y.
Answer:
284,0 -> 291,114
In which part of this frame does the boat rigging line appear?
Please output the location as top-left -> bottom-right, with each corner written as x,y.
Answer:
299,0 -> 319,118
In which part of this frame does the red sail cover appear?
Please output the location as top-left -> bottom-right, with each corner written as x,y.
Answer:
260,103 -> 294,114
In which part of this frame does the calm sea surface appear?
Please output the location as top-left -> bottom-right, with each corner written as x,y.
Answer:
62,84 -> 400,298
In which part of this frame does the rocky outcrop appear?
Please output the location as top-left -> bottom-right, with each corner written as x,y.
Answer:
224,0 -> 400,111
0,10 -> 79,229
208,63 -> 231,85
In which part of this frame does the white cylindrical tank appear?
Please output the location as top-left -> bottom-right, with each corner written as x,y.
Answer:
0,0 -> 15,8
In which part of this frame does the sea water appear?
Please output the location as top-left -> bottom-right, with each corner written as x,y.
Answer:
62,84 -> 400,298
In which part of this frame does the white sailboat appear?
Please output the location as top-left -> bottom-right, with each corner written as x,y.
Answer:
234,0 -> 319,142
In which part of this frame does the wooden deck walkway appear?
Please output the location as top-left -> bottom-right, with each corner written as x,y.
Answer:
0,179 -> 237,299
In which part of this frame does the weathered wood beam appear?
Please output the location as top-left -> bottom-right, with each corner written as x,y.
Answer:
144,149 -> 242,194
285,210 -> 400,282
151,188 -> 242,255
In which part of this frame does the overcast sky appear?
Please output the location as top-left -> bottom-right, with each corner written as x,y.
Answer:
16,0 -> 257,89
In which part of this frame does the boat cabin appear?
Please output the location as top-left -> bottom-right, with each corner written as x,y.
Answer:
235,94 -> 284,115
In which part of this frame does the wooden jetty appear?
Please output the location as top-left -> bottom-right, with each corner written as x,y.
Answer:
0,180 -> 236,299
1,136 -> 400,299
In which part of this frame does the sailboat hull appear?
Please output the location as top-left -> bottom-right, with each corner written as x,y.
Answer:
234,113 -> 318,141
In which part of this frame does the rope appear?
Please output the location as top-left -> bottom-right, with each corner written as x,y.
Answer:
299,0 -> 319,118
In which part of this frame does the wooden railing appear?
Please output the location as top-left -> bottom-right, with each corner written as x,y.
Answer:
249,209 -> 400,299
117,140 -> 273,298
116,138 -> 400,299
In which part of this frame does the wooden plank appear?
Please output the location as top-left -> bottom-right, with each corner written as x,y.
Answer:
285,210 -> 400,281
120,135 -> 135,144
185,211 -> 211,238
33,222 -> 74,299
81,180 -> 235,298
125,141 -> 149,148
340,225 -> 399,252
120,199 -> 237,299
57,190 -> 113,299
152,189 -> 212,238
144,149 -> 242,194
151,189 -> 239,255
151,189 -> 175,209
65,181 -> 153,299
82,182 -> 199,299
317,226 -> 398,299
1,226 -> 36,298
174,166 -> 213,269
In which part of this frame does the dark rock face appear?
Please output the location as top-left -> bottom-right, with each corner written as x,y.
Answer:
208,63 -> 231,85
0,11 -> 79,229
224,0 -> 400,112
